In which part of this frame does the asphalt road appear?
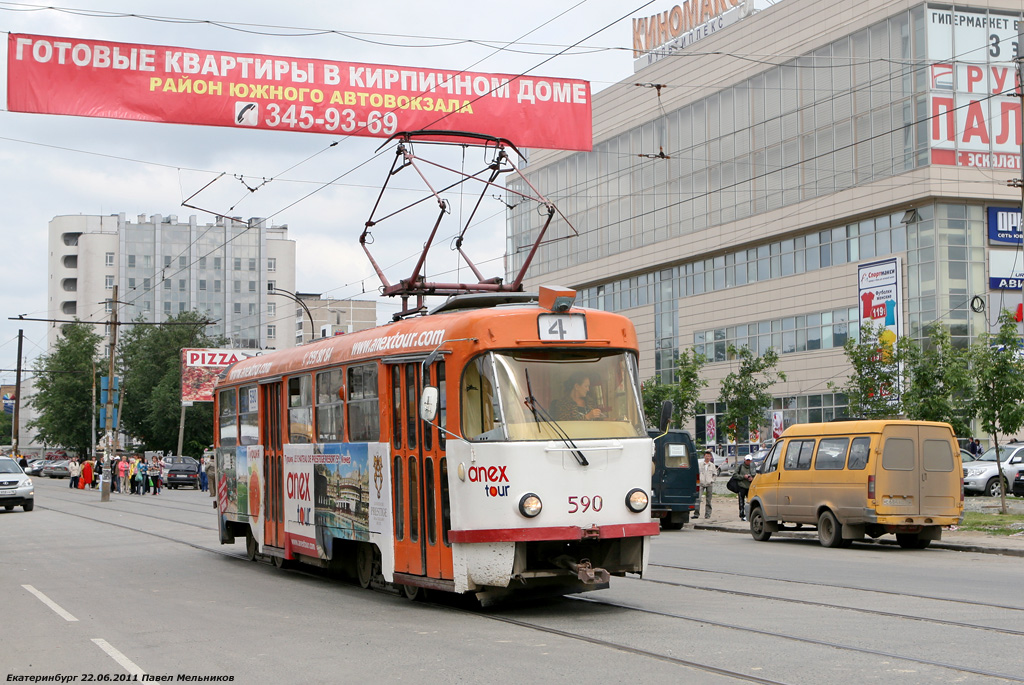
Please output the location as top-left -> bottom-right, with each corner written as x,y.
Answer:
4,475 -> 1022,684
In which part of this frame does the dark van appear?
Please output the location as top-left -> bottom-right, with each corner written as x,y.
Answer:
649,429 -> 699,529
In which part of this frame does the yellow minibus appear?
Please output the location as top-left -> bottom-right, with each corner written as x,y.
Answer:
746,420 -> 963,549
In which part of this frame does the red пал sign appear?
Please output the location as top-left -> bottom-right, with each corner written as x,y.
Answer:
7,33 -> 593,151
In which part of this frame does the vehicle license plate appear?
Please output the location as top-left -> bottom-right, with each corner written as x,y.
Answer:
0,489 -> 16,495
882,497 -> 908,505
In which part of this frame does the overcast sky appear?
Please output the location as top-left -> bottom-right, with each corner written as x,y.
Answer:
0,0 -> 772,382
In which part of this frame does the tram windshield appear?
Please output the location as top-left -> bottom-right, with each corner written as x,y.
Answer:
461,349 -> 646,441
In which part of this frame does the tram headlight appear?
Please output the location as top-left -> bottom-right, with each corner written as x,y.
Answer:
519,493 -> 543,518
625,488 -> 649,513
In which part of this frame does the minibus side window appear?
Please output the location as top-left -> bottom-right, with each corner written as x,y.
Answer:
763,442 -> 782,473
847,437 -> 870,470
882,438 -> 915,471
814,437 -> 849,470
784,439 -> 814,470
923,439 -> 954,472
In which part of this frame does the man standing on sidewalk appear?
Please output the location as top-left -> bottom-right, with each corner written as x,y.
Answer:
698,450 -> 717,519
735,455 -> 757,521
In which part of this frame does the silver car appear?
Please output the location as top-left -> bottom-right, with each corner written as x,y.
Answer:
963,444 -> 1024,497
41,460 -> 70,479
0,456 -> 34,512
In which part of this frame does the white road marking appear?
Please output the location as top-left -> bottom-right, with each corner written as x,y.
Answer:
92,638 -> 146,676
22,584 -> 78,621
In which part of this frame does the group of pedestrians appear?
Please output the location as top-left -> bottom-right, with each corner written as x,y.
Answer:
65,455 -> 165,495
697,449 -> 756,520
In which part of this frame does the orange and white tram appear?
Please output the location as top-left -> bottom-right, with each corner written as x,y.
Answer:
213,287 -> 659,602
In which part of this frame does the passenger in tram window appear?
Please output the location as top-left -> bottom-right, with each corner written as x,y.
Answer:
552,372 -> 604,421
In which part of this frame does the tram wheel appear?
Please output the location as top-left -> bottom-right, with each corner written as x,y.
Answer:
400,583 -> 424,601
356,544 -> 374,589
245,531 -> 258,561
272,554 -> 294,570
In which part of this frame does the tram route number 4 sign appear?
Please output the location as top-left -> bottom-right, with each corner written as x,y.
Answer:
538,314 -> 587,341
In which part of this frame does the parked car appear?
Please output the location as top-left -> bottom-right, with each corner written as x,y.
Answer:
42,460 -> 70,479
1000,448 -> 1024,497
963,444 -> 1024,497
26,459 -> 48,476
1013,470 -> 1024,498
0,456 -> 34,511
960,449 -> 977,464
162,456 -> 200,489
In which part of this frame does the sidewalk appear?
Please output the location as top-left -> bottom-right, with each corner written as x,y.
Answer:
691,512 -> 1024,557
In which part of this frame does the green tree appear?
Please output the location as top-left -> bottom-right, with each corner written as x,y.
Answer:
27,322 -> 101,456
641,348 -> 707,429
719,345 -> 786,445
117,311 -> 224,456
901,324 -> 974,437
829,323 -> 912,419
969,310 -> 1024,514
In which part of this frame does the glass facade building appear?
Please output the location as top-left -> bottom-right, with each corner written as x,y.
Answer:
507,0 -> 1021,445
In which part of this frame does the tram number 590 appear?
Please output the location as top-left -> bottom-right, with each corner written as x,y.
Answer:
568,495 -> 603,513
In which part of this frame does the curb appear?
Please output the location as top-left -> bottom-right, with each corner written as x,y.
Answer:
690,523 -> 1024,557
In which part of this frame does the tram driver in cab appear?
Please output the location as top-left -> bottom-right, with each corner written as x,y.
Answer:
553,372 -> 605,421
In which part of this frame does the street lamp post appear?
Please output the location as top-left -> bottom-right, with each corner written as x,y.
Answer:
269,286 -> 316,342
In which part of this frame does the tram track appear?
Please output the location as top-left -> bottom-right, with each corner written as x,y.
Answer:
37,491 -> 219,532
35,489 -> 1024,683
636,574 -> 1024,637
562,594 -> 1024,683
650,562 -> 1024,613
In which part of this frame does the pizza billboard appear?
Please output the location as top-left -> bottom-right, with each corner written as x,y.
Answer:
181,348 -> 257,404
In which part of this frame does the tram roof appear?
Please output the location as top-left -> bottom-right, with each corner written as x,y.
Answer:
217,298 -> 638,385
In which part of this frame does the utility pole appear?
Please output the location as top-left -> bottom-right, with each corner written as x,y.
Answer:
13,329 -> 22,456
101,285 -> 118,502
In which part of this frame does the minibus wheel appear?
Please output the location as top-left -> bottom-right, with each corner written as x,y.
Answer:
817,510 -> 847,548
749,507 -> 772,542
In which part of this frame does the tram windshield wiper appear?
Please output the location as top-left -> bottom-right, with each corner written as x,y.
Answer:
523,369 -> 588,466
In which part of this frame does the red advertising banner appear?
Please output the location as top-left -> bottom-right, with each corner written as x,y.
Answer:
7,33 -> 593,151
181,348 -> 257,403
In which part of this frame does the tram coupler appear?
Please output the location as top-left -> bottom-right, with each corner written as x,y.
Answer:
554,556 -> 610,585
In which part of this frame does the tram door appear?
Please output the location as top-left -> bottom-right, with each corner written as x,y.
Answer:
392,362 -> 450,579
261,381 -> 285,549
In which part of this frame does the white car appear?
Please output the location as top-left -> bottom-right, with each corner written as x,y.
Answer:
963,444 -> 1024,497
0,456 -> 35,512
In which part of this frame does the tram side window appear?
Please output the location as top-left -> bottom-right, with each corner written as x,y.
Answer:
391,366 -> 402,449
219,389 -> 237,447
462,355 -> 501,441
348,364 -> 380,442
288,375 -> 313,443
316,369 -> 345,443
437,362 -> 447,450
239,385 -> 259,445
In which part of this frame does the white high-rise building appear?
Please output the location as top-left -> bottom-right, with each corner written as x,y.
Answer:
47,213 -> 297,353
